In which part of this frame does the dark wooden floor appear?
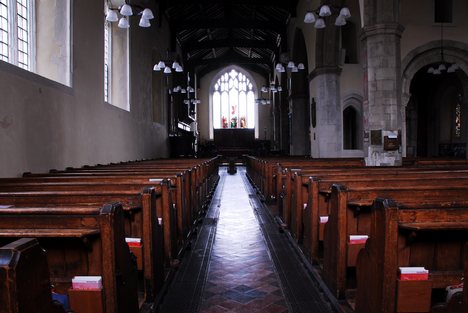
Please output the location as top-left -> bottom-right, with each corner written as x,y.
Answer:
155,167 -> 341,313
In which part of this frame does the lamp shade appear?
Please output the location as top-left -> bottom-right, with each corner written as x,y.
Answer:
319,5 -> 331,17
139,17 -> 151,28
335,15 -> 347,26
118,17 -> 130,29
175,65 -> 183,72
157,61 -> 166,69
287,61 -> 295,68
427,67 -> 435,74
339,7 -> 351,19
163,66 -> 172,74
120,4 -> 133,16
314,18 -> 326,29
153,64 -> 161,71
291,66 -> 299,73
304,11 -> 316,24
172,61 -> 180,69
297,63 -> 305,70
106,10 -> 119,22
142,8 -> 154,20
438,63 -> 447,71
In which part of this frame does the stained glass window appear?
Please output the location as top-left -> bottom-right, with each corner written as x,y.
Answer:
212,69 -> 255,129
455,94 -> 461,138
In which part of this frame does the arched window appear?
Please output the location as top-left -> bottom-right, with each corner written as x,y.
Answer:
212,69 -> 255,129
343,106 -> 359,149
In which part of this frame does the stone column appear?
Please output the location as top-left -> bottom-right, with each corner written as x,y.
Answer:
289,94 -> 310,155
310,67 -> 342,157
361,0 -> 404,166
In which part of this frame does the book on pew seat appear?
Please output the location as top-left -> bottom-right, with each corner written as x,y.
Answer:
347,235 -> 368,267
126,237 -> 143,270
72,276 -> 103,290
125,237 -> 142,247
399,267 -> 429,281
349,235 -> 368,245
319,216 -> 328,241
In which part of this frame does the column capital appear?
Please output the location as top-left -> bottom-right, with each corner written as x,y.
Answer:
308,66 -> 342,82
360,23 -> 405,41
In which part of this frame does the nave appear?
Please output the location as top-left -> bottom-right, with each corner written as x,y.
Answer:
157,167 -> 338,313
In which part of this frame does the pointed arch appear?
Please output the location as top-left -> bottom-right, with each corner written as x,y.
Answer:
342,93 -> 363,150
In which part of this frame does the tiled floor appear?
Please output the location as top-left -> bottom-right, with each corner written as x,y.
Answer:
200,168 -> 289,313
157,167 -> 338,313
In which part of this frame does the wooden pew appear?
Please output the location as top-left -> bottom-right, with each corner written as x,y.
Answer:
0,203 -> 139,313
0,160 -> 220,304
0,238 -> 67,313
0,185 -> 166,306
323,184 -> 468,299
295,169 -> 468,261
355,199 -> 468,313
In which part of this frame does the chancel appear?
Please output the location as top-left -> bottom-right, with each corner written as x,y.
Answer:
1,1 -> 468,313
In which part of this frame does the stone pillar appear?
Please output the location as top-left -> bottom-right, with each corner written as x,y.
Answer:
310,2 -> 343,158
361,0 -> 404,166
289,94 -> 310,155
310,67 -> 342,157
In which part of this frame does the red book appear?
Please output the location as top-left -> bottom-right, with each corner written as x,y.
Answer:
399,267 -> 429,280
349,235 -> 368,245
125,237 -> 142,247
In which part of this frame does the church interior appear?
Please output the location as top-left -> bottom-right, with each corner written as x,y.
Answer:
1,0 -> 468,312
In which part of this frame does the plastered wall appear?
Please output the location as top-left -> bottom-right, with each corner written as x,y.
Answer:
0,0 -> 170,177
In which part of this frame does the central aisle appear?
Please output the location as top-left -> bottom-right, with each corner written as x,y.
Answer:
157,167 -> 339,313
200,168 -> 289,312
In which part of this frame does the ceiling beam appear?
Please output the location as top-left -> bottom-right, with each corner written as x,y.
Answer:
186,39 -> 278,51
165,0 -> 296,11
172,18 -> 285,33
187,54 -> 272,66
195,63 -> 270,80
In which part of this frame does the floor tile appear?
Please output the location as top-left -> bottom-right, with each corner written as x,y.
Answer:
200,168 -> 289,313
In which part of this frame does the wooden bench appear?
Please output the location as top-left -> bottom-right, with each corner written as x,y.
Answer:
0,203 -> 139,313
356,198 -> 468,313
292,168 -> 468,261
322,184 -> 468,299
0,185 -> 167,305
0,158 -> 220,304
0,238 -> 67,313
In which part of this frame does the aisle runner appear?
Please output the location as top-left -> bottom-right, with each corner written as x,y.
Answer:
200,168 -> 289,313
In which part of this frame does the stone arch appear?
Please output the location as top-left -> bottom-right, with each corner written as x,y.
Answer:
342,93 -> 364,150
401,40 -> 468,158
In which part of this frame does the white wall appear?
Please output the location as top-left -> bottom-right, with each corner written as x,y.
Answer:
0,0 -> 170,177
